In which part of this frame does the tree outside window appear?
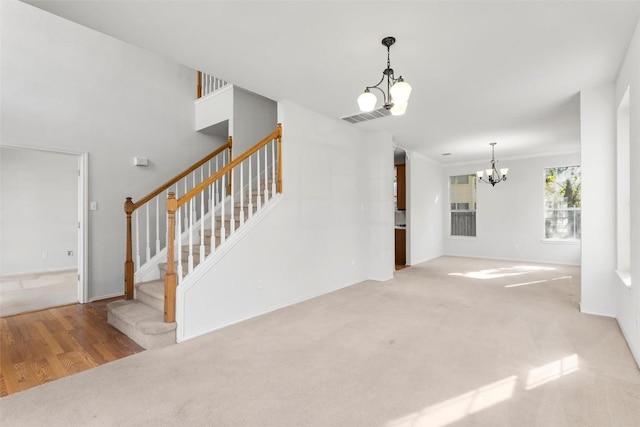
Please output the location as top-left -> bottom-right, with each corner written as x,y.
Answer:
544,166 -> 581,240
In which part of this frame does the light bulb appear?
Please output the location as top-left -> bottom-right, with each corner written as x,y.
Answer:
500,168 -> 509,177
390,79 -> 412,103
357,91 -> 377,112
390,101 -> 408,116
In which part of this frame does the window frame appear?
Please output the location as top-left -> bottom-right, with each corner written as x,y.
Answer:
543,165 -> 581,242
449,173 -> 477,237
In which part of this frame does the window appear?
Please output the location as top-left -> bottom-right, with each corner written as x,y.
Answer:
544,166 -> 581,240
450,174 -> 476,236
616,86 -> 631,285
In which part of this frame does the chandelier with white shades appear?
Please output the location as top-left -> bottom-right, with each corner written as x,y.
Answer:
357,36 -> 412,116
477,143 -> 509,186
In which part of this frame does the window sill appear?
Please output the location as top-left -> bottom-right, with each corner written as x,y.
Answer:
615,270 -> 632,288
449,235 -> 477,240
541,239 -> 581,245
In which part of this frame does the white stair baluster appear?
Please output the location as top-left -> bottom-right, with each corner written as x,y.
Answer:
210,180 -> 216,253
155,196 -> 161,254
256,150 -> 262,210
239,162 -> 245,227
220,174 -> 226,244
215,157 -> 220,204
188,199 -> 194,274
176,206 -> 183,283
248,155 -> 253,218
208,162 -> 213,213
200,181 -> 205,264
230,168 -> 235,234
263,145 -> 269,202
183,180 -> 188,233
271,139 -> 276,195
192,172 -> 197,221
135,210 -> 140,267
145,204 -> 151,262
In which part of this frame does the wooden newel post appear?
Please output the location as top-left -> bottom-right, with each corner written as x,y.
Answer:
196,71 -> 202,99
276,123 -> 283,193
164,192 -> 178,323
227,136 -> 233,196
124,197 -> 135,300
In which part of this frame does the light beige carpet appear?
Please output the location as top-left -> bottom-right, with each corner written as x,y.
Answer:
1,257 -> 639,426
0,270 -> 77,316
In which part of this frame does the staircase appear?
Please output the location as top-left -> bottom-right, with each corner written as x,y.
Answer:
108,126 -> 282,349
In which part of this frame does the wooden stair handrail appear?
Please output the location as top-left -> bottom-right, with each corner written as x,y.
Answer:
124,137 -> 232,300
176,124 -> 281,209
131,137 -> 232,211
164,124 -> 282,322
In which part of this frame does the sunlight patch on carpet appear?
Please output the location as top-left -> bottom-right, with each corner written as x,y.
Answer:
526,354 -> 579,390
385,376 -> 517,427
449,265 -> 555,280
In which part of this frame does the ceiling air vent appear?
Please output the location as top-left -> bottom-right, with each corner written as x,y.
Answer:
341,107 -> 391,124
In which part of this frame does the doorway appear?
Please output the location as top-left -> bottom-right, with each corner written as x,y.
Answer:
394,147 -> 407,270
0,146 -> 88,315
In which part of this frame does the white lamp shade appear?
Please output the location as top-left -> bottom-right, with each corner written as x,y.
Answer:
486,169 -> 493,177
357,91 -> 377,112
476,171 -> 484,179
500,168 -> 509,176
390,80 -> 412,103
390,101 -> 408,116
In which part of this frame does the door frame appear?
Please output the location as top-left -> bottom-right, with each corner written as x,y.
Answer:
0,144 -> 89,303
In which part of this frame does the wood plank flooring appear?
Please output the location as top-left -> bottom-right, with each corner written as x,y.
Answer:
0,298 -> 144,397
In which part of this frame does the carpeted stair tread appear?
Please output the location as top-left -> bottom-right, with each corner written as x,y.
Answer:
135,280 -> 164,312
107,300 -> 175,334
107,299 -> 176,349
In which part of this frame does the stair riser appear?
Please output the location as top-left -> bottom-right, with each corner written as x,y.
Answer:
136,288 -> 164,312
106,300 -> 176,350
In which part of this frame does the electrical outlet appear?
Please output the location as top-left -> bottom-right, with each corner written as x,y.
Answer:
67,250 -> 73,256
42,252 -> 48,259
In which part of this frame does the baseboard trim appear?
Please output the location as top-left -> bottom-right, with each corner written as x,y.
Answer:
89,292 -> 125,303
441,252 -> 581,267
617,318 -> 640,370
579,304 -> 616,318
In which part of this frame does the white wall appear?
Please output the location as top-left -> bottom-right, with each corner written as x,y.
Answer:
232,87 -> 278,155
580,85 -> 617,317
178,101 -> 394,340
0,148 -> 78,275
0,1 -> 225,299
614,18 -> 640,366
443,153 -> 581,265
407,151 -> 444,265
194,86 -> 233,132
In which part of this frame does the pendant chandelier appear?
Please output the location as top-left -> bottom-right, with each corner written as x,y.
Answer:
477,143 -> 508,186
357,36 -> 412,116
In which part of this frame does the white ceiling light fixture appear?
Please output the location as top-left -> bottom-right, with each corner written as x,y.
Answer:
357,36 -> 412,116
477,143 -> 508,186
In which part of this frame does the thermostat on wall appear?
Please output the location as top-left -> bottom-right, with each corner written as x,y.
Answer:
133,157 -> 148,166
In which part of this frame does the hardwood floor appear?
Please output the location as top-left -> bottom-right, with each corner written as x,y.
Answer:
0,298 -> 144,397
